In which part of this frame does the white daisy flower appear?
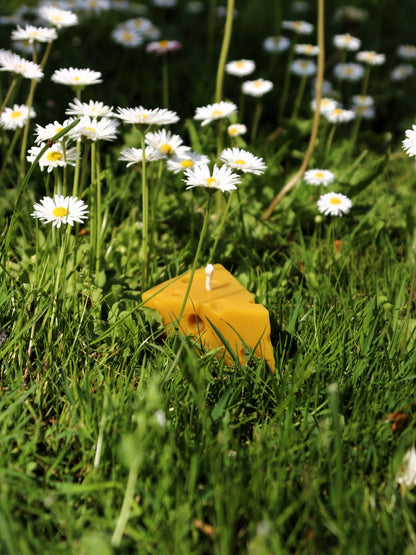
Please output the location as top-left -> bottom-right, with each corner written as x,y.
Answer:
219,147 -> 267,174
402,125 -> 416,158
31,194 -> 88,228
317,192 -> 352,216
143,24 -> 162,41
334,6 -> 368,22
116,106 -> 179,126
227,123 -> 247,137
65,98 -> 114,118
282,20 -> 314,35
304,169 -> 335,186
242,78 -> 273,97
356,50 -> 385,66
166,151 -> 210,173
225,59 -> 256,77
0,50 -> 43,81
145,129 -> 189,156
292,1 -> 309,13
123,17 -> 153,33
291,58 -> 317,77
146,39 -> 181,54
11,25 -> 57,44
183,163 -> 240,193
118,146 -> 166,166
391,64 -> 414,81
51,67 -> 103,88
0,104 -> 36,130
310,97 -> 338,114
186,1 -> 204,14
38,5 -> 78,28
72,116 -> 119,142
263,35 -> 290,53
396,447 -> 416,489
334,62 -> 364,81
323,107 -> 355,124
111,27 -> 144,47
78,0 -> 111,13
397,45 -> 416,60
193,101 -> 237,127
333,33 -> 361,51
27,142 -> 78,172
34,118 -> 78,144
311,79 -> 334,98
295,43 -> 319,56
153,0 -> 177,6
353,105 -> 375,120
351,95 -> 374,107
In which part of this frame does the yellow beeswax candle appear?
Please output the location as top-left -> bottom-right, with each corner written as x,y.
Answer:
142,264 -> 275,371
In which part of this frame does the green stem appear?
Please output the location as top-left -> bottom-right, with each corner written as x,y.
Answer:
250,101 -> 263,143
350,66 -> 371,146
0,75 -> 19,116
90,141 -> 96,273
47,224 -> 70,344
111,457 -> 141,547
177,193 -> 213,324
18,77 -> 37,182
402,257 -> 416,351
278,37 -> 298,124
140,130 -> 149,290
290,74 -> 307,125
215,0 -> 235,103
209,191 -> 233,261
95,142 -> 102,281
0,127 -> 21,184
324,124 -> 337,164
162,55 -> 169,108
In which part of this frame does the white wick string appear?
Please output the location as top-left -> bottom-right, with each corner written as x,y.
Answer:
205,263 -> 214,291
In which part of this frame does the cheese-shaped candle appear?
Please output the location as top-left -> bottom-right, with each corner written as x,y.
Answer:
142,264 -> 275,371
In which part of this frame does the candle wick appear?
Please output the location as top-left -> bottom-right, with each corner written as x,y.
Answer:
205,263 -> 214,291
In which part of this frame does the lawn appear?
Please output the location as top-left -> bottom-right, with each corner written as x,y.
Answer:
1,0 -> 416,553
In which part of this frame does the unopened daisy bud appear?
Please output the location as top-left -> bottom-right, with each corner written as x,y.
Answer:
205,263 -> 214,291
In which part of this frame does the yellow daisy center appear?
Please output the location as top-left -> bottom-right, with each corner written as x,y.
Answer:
11,110 -> 22,118
86,126 -> 96,134
73,75 -> 80,82
345,67 -> 354,75
211,110 -> 222,117
329,197 -> 341,205
234,159 -> 247,165
137,113 -> 148,119
123,32 -> 132,41
315,171 -> 324,178
333,108 -> 342,115
160,143 -> 173,155
253,80 -> 262,87
56,126 -> 63,133
158,40 -> 169,48
180,159 -> 194,168
236,60 -> 245,68
52,206 -> 68,217
206,177 -> 217,187
47,151 -> 62,162
305,44 -> 313,52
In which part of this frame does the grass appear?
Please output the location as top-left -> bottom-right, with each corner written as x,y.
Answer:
2,0 -> 416,553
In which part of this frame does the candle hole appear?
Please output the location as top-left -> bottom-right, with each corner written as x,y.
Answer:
187,314 -> 205,334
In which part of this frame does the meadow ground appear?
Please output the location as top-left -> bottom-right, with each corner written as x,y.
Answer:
2,0 -> 416,553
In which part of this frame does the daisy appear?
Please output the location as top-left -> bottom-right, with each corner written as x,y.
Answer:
146,39 -> 181,54
145,129 -> 189,156
334,62 -> 364,81
242,78 -> 273,97
391,64 -> 414,81
225,59 -> 256,77
186,2 -> 204,14
333,33 -> 361,51
78,0 -> 111,13
111,27 -> 144,47
219,147 -> 267,174
290,59 -> 317,77
397,45 -> 416,60
351,95 -> 374,108
227,123 -> 247,137
356,50 -> 385,66
34,118 -> 78,144
0,51 -> 43,81
281,20 -> 314,35
317,192 -> 352,216
0,104 -> 36,130
153,0 -> 177,6
323,107 -> 355,124
183,163 -> 240,193
116,106 -> 179,126
31,194 -> 88,228
38,5 -> 78,28
311,79 -> 334,97
353,105 -> 375,120
72,116 -> 119,142
396,447 -> 416,489
295,44 -> 319,56
402,125 -> 416,158
118,146 -> 166,166
292,1 -> 309,12
27,142 -> 78,172
11,25 -> 57,44
334,6 -> 368,22
304,169 -> 335,186
310,97 -> 338,115
65,98 -> 114,118
263,36 -> 290,53
166,151 -> 210,173
51,67 -> 103,88
123,17 -> 153,34
193,101 -> 237,127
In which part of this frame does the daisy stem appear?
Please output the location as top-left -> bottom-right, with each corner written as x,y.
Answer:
215,0 -> 235,103
0,127 -> 21,184
350,66 -> 371,146
207,0 -> 217,68
209,191 -> 233,261
402,258 -> 416,351
111,454 -> 141,547
177,193 -> 213,325
290,75 -> 307,125
95,143 -> 102,281
250,101 -> 263,143
278,37 -> 298,124
72,140 -> 82,198
162,55 -> 169,108
19,77 -> 37,183
47,224 -> 70,344
324,123 -> 337,164
0,75 -> 19,117
140,130 -> 150,290
216,119 -> 224,158
39,41 -> 53,70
